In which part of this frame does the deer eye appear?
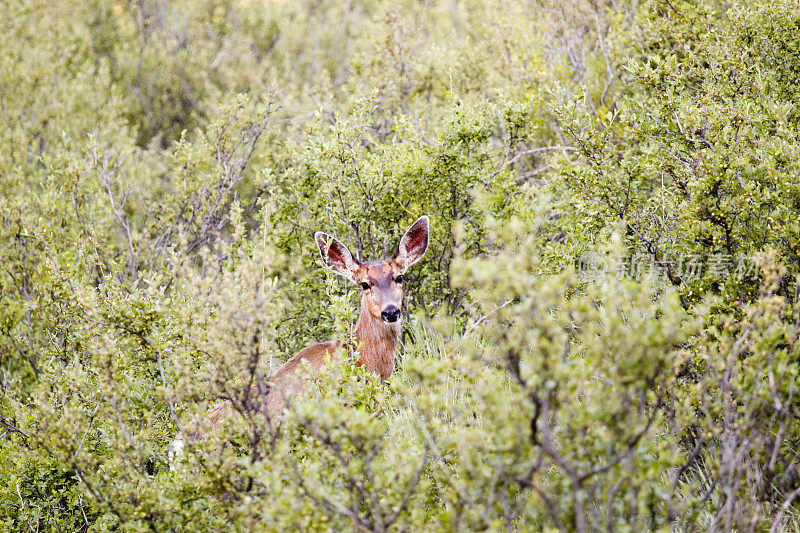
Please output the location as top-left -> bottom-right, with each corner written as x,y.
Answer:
360,282 -> 371,291
395,274 -> 404,284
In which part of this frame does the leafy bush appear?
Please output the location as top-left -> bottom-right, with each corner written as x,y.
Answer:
1,0 -> 799,531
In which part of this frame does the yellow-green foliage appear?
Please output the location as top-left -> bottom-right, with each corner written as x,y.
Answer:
1,0 -> 799,531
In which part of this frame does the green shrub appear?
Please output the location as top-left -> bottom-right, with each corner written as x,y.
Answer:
2,0 -> 799,530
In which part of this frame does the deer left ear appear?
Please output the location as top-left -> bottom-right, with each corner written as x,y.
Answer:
396,216 -> 430,270
315,232 -> 360,282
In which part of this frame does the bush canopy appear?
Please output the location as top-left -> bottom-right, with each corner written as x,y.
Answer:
1,0 -> 799,531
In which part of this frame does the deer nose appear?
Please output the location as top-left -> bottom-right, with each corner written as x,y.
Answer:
381,305 -> 401,323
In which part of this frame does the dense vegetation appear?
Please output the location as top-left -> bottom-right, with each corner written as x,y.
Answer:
1,0 -> 799,530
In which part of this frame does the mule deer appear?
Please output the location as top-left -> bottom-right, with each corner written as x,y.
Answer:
171,216 -> 430,458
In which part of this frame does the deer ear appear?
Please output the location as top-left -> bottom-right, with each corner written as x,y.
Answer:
315,232 -> 359,282
396,216 -> 430,270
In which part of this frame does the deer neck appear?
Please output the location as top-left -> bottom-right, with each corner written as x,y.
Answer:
354,300 -> 401,381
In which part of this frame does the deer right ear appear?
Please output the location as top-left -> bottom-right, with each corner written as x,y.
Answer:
315,232 -> 359,282
396,215 -> 430,270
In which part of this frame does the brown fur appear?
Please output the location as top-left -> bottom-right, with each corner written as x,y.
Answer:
171,341 -> 344,454
264,339 -> 344,415
354,289 -> 402,379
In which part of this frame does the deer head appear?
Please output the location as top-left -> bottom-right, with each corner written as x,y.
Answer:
315,216 -> 430,325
